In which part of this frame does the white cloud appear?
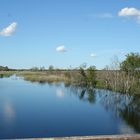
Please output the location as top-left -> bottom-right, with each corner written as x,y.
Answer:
118,7 -> 140,23
56,45 -> 66,52
90,53 -> 96,57
118,7 -> 140,17
0,22 -> 17,37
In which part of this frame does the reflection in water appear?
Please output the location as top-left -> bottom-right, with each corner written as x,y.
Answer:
118,123 -> 135,134
119,95 -> 140,132
3,101 -> 15,124
1,77 -> 140,139
56,88 -> 65,98
65,85 -> 96,104
97,90 -> 140,133
0,74 -> 4,78
63,85 -> 140,133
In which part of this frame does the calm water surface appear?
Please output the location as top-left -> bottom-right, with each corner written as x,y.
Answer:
0,76 -> 140,139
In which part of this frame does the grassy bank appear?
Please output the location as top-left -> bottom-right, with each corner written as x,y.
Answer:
0,70 -> 140,95
17,71 -> 73,84
0,71 -> 15,78
0,70 -> 79,85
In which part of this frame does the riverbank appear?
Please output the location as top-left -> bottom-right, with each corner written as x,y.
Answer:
0,70 -> 140,95
11,134 -> 140,140
0,70 -> 83,85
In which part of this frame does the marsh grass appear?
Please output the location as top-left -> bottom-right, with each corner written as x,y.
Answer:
0,71 -> 79,84
0,71 -> 15,78
16,71 -> 78,84
1,70 -> 140,95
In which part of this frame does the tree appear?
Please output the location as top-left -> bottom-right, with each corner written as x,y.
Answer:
30,67 -> 39,71
79,67 -> 87,86
0,66 -> 9,71
120,53 -> 140,93
80,63 -> 87,69
40,66 -> 45,71
48,65 -> 54,74
78,65 -> 96,88
86,66 -> 97,87
120,53 -> 140,74
48,65 -> 54,71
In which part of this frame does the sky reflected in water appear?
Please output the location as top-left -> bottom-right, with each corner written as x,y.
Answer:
0,76 -> 139,139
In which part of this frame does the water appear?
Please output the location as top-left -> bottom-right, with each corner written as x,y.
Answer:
0,76 -> 140,139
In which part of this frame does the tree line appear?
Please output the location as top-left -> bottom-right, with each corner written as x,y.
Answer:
0,66 -> 9,71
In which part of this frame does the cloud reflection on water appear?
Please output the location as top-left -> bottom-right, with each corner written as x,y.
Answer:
119,122 -> 136,134
56,88 -> 65,98
3,101 -> 15,124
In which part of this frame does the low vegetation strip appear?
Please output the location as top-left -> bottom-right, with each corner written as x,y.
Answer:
0,52 -> 140,95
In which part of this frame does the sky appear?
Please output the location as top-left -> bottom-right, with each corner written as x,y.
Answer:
0,0 -> 140,69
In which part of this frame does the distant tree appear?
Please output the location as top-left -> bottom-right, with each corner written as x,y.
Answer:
0,66 -> 9,71
40,66 -> 45,71
5,66 -> 9,71
80,63 -> 87,69
48,65 -> 54,71
79,67 -> 87,78
48,65 -> 54,74
79,64 -> 87,86
30,67 -> 39,71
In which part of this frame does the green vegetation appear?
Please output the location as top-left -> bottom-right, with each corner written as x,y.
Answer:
17,71 -> 72,84
78,65 -> 97,88
120,53 -> 140,94
0,52 -> 140,95
0,71 -> 15,78
97,53 -> 140,94
0,66 -> 9,71
120,53 -> 140,74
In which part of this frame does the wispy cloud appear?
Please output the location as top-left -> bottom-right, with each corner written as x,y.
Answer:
0,22 -> 17,37
90,49 -> 124,58
89,13 -> 113,19
56,45 -> 66,52
118,7 -> 140,24
90,53 -> 96,57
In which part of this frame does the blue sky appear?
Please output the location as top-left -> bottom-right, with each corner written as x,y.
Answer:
0,0 -> 140,69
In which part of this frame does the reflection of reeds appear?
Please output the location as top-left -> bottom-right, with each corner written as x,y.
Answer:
99,90 -> 140,132
0,71 -> 80,85
23,74 -> 70,83
0,71 -> 15,78
16,71 -> 79,85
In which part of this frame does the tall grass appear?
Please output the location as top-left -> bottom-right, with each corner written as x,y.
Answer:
0,71 -> 15,78
1,70 -> 140,95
